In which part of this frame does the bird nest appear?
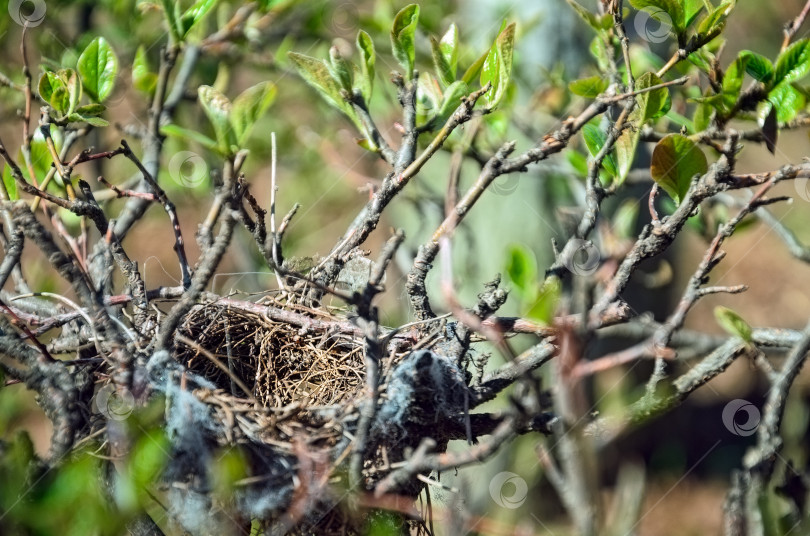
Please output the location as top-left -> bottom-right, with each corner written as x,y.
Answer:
175,300 -> 366,409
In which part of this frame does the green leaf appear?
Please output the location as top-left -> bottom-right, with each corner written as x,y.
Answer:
683,0 -> 705,29
38,71 -> 62,104
356,30 -> 375,101
180,0 -> 217,38
583,123 -> 618,178
62,68 -> 82,116
480,22 -> 516,109
693,99 -> 713,132
697,1 -> 735,39
431,80 -> 468,129
568,76 -> 608,98
628,0 -> 684,33
565,0 -> 603,31
615,73 -> 670,184
768,82 -> 805,123
74,103 -> 105,117
527,276 -> 561,326
439,24 -> 459,84
650,134 -> 708,203
132,45 -> 158,95
66,112 -> 109,127
328,46 -> 353,92
161,123 -> 220,152
505,243 -> 537,295
739,50 -> 774,85
612,200 -> 639,240
231,81 -> 276,145
637,72 -> 671,121
198,85 -> 235,153
2,166 -> 18,201
390,4 -> 420,79
461,48 -> 488,85
78,37 -> 118,103
288,52 -> 352,116
160,0 -> 182,42
714,306 -> 752,342
774,38 -> 810,86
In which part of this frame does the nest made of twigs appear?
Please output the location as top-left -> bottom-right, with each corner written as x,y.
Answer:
175,300 -> 366,410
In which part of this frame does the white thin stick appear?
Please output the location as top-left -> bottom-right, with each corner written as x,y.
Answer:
270,132 -> 286,291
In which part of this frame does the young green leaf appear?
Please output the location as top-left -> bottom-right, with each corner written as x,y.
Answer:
696,1 -> 735,39
66,112 -> 109,127
231,81 -> 276,145
288,52 -> 351,115
430,80 -> 468,129
565,0 -> 603,31
480,22 -> 516,109
133,45 -> 158,95
739,50 -> 773,85
615,73 -> 671,182
74,104 -> 106,117
768,82 -> 805,123
356,30 -> 375,101
683,0 -> 705,29
198,85 -> 235,153
2,166 -> 18,201
78,37 -> 118,103
714,306 -> 752,343
505,243 -> 537,295
461,48 -> 488,85
628,0 -> 685,33
328,46 -> 353,93
38,71 -> 62,104
774,38 -> 810,86
390,4 -> 420,79
160,0 -> 182,42
583,123 -> 618,178
527,276 -> 562,326
568,76 -> 608,98
180,0 -> 217,38
62,69 -> 82,116
436,23 -> 459,87
650,134 -> 708,203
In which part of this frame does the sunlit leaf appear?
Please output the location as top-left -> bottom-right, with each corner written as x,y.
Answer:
132,45 -> 158,95
356,30 -> 375,101
231,81 -> 276,145
714,306 -> 752,342
650,134 -> 708,203
568,76 -> 608,98
390,4 -> 420,79
77,37 -> 118,102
